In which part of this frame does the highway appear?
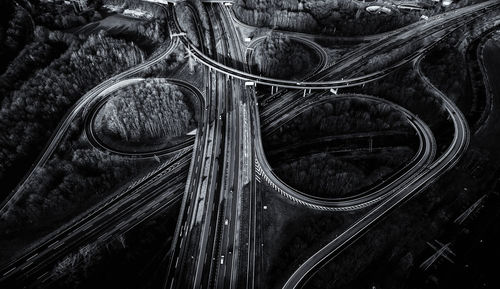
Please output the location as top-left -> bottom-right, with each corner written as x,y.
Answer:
212,5 -> 258,289
165,2 -> 259,289
166,1 -> 435,287
171,0 -> 500,90
164,2 -> 230,288
0,0 -> 492,288
165,1 -> 477,287
259,5 -> 496,121
215,5 -> 259,289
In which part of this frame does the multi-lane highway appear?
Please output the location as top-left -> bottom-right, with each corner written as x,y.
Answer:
165,2 -> 258,288
258,1 -> 498,118
172,0 -> 500,90
164,1 -> 477,288
2,0 -> 496,288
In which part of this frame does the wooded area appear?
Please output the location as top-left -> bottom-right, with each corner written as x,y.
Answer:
174,0 -> 213,55
34,0 -> 100,30
422,37 -> 467,105
0,29 -> 146,197
306,150 -> 497,289
175,3 -> 201,47
96,79 -> 196,144
265,98 -> 411,148
274,148 -> 414,198
142,46 -> 187,78
234,0 -> 483,36
360,66 -> 447,129
234,0 -> 415,36
0,110 -> 162,261
1,145 -> 138,233
0,1 -> 184,249
0,0 -> 33,73
0,30 -> 68,104
101,0 -> 167,18
252,33 -> 317,80
263,98 -> 414,198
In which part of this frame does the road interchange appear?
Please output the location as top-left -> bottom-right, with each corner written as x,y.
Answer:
3,0 -> 499,288
165,1 -> 476,287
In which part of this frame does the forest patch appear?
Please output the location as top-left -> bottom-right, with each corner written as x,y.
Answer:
264,97 -> 418,198
93,79 -> 198,153
251,34 -> 320,80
